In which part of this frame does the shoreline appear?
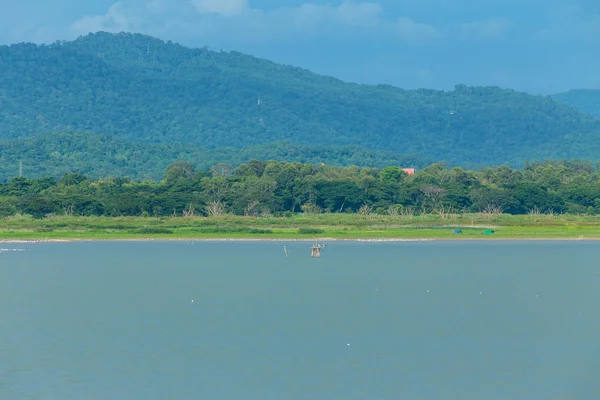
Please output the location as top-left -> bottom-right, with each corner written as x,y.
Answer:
2,215 -> 600,243
2,236 -> 600,244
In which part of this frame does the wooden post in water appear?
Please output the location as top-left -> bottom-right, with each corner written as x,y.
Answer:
311,242 -> 325,258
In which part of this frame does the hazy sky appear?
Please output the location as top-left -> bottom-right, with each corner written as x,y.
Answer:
1,0 -> 598,94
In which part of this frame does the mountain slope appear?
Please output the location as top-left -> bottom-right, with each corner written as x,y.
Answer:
553,89 -> 600,119
1,32 -> 600,168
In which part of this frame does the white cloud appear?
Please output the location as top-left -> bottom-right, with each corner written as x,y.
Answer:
71,2 -> 145,34
190,0 -> 247,16
393,17 -> 439,44
328,2 -> 383,28
250,2 -> 383,39
68,1 -> 437,46
459,18 -> 512,38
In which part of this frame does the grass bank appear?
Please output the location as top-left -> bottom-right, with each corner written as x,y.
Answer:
2,213 -> 600,241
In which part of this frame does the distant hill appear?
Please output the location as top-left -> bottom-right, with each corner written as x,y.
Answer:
1,31 -> 600,175
553,89 -> 600,119
0,131 -> 431,181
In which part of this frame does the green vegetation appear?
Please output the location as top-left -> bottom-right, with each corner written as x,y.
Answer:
1,32 -> 600,176
2,32 -> 600,240
298,227 -> 325,235
2,214 -> 600,241
2,159 -> 600,240
0,131 -> 430,181
553,89 -> 600,119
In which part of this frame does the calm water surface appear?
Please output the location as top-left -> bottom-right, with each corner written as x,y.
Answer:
1,241 -> 600,400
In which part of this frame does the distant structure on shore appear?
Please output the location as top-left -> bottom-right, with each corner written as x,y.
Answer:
402,168 -> 415,175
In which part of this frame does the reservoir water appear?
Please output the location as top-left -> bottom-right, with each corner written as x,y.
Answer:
1,241 -> 600,399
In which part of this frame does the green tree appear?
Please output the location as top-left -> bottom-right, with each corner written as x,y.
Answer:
380,166 -> 407,184
164,162 -> 195,183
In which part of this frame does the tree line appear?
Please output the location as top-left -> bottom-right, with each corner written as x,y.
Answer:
1,159 -> 600,219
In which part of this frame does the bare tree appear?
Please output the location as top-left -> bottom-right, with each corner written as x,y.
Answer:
63,204 -> 75,216
528,205 -> 541,216
420,185 -> 446,212
260,207 -> 273,218
183,204 -> 195,218
483,204 -> 504,215
244,200 -> 259,217
359,204 -> 373,219
400,206 -> 415,220
301,203 -> 322,215
436,204 -> 459,220
206,201 -> 226,216
545,209 -> 557,220
387,205 -> 401,218
210,163 -> 232,178
468,213 -> 478,226
527,205 -> 542,222
479,204 -> 504,220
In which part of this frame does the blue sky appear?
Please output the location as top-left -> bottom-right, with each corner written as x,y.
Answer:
1,0 -> 598,94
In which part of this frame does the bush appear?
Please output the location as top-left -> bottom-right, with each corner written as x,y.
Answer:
192,226 -> 248,233
249,228 -> 273,234
0,201 -> 16,218
298,227 -> 325,234
133,227 -> 173,234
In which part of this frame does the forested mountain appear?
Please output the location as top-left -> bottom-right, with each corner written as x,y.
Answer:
553,90 -> 600,119
1,32 -> 600,176
0,131 -> 431,181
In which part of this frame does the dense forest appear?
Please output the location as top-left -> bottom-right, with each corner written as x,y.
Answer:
553,89 -> 600,119
1,32 -> 600,171
0,131 -> 430,181
2,159 -> 600,219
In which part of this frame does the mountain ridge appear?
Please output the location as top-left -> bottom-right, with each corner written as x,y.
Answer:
553,89 -> 600,119
1,32 -> 600,175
